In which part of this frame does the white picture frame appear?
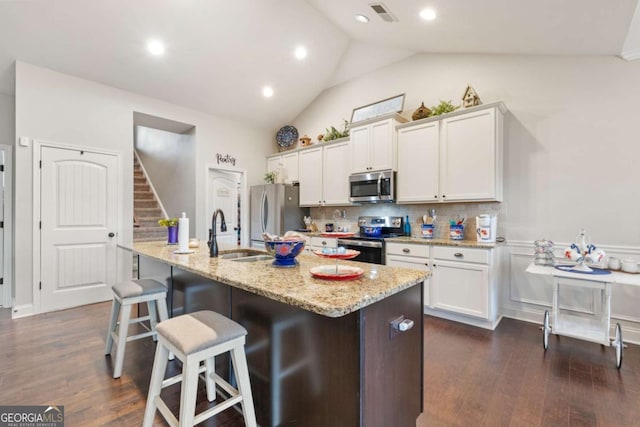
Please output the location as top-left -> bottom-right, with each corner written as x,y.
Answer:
350,93 -> 405,124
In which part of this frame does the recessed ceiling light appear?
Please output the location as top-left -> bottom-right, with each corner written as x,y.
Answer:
295,46 -> 307,60
146,39 -> 165,56
262,86 -> 274,98
419,8 -> 437,21
355,14 -> 370,23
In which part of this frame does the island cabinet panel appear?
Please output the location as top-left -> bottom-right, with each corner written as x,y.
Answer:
361,283 -> 423,427
231,288 -> 360,427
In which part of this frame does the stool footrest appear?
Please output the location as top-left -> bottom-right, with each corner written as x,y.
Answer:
155,397 -> 179,427
193,394 -> 243,426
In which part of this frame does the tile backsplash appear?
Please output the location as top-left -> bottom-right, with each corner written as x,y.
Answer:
310,202 -> 506,241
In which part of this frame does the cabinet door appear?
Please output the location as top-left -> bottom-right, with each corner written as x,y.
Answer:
440,108 -> 497,201
323,141 -> 350,205
386,255 -> 431,307
298,147 -> 323,206
431,260 -> 489,319
369,119 -> 395,171
397,122 -> 439,203
282,152 -> 299,183
267,155 -> 281,174
350,125 -> 370,173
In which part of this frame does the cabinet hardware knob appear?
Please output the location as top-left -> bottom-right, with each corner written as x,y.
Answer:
398,319 -> 414,332
442,195 -> 446,198
454,252 -> 463,257
402,248 -> 410,253
322,241 -> 327,245
108,232 -> 115,238
434,195 -> 438,199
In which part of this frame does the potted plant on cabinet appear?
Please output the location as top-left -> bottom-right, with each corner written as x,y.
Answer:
158,217 -> 179,244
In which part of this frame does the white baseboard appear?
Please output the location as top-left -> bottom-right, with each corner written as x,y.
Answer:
11,304 -> 34,319
424,306 -> 503,330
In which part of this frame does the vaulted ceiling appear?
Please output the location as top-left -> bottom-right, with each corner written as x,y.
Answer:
1,0 -> 638,130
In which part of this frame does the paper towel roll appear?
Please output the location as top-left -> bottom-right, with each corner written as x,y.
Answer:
178,212 -> 189,252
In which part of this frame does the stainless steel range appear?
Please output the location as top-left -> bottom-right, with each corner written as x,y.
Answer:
337,216 -> 404,265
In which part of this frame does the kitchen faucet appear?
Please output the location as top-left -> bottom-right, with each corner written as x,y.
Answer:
209,209 -> 227,257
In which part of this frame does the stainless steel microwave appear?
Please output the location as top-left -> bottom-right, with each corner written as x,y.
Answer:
349,170 -> 395,203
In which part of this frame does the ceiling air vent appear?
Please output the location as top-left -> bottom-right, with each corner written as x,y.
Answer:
370,3 -> 398,22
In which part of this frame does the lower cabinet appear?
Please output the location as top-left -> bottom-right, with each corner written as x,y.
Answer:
304,236 -> 337,254
385,242 -> 501,330
431,259 -> 489,319
385,242 -> 430,307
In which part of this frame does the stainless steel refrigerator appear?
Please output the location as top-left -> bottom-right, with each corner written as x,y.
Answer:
250,184 -> 309,248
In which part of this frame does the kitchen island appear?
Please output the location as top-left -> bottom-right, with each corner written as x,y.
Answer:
134,241 -> 428,427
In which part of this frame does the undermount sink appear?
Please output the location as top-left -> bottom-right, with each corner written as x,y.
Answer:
219,249 -> 272,262
230,254 -> 274,263
219,251 -> 258,260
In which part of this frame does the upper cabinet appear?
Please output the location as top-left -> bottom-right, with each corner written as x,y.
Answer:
397,102 -> 506,203
350,115 -> 407,173
298,140 -> 350,207
267,152 -> 299,183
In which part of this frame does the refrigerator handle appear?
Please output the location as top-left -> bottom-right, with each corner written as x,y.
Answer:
261,190 -> 267,233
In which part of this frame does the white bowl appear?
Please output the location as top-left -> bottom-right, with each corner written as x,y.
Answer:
621,259 -> 638,273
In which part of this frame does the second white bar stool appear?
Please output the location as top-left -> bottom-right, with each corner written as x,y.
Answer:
104,278 -> 169,379
142,310 -> 257,427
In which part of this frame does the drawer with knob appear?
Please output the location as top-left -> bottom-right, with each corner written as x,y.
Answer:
386,242 -> 430,258
432,246 -> 489,264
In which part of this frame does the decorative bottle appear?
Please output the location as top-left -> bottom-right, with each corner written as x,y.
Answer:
404,215 -> 411,236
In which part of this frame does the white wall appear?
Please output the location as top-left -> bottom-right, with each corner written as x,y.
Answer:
292,54 -> 640,247
0,93 -> 14,145
14,62 -> 271,314
135,126 -> 196,233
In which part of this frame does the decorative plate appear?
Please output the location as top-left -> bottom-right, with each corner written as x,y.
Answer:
310,265 -> 364,281
312,249 -> 360,260
276,125 -> 299,148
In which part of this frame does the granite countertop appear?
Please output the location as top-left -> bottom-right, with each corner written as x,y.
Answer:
384,236 -> 500,249
134,241 -> 428,318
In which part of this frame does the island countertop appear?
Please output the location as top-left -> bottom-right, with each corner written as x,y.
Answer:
134,241 -> 428,318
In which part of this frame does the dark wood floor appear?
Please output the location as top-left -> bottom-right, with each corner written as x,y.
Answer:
0,304 -> 638,427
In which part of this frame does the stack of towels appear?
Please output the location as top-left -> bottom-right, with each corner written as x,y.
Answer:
533,239 -> 556,266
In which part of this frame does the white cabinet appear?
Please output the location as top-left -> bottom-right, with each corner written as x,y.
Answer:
267,152 -> 299,183
396,102 -> 505,203
298,141 -> 350,207
350,116 -> 404,173
385,242 -> 431,307
305,236 -> 337,254
440,107 -> 502,201
397,122 -> 439,203
430,246 -> 497,325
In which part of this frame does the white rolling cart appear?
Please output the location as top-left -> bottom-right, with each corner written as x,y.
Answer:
525,263 -> 637,369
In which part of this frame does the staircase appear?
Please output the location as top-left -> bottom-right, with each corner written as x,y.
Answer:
133,155 -> 167,243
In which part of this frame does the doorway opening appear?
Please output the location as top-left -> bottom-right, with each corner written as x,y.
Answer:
206,166 -> 247,248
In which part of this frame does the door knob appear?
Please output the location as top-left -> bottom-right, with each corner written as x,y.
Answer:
108,232 -> 115,238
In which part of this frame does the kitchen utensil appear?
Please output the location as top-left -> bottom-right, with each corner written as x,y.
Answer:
422,214 -> 428,225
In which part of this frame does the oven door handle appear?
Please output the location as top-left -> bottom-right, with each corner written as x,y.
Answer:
337,239 -> 383,249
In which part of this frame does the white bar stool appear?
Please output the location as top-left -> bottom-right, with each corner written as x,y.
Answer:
104,278 -> 169,379
142,310 -> 257,427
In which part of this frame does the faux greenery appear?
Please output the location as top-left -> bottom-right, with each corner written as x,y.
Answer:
264,171 -> 278,184
158,218 -> 179,227
430,100 -> 459,116
323,119 -> 350,142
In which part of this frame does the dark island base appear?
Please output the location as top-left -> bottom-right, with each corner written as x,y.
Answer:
139,255 -> 423,427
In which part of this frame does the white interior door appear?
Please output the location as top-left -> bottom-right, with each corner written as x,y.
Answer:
40,146 -> 118,312
208,170 -> 240,247
0,150 -> 4,305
